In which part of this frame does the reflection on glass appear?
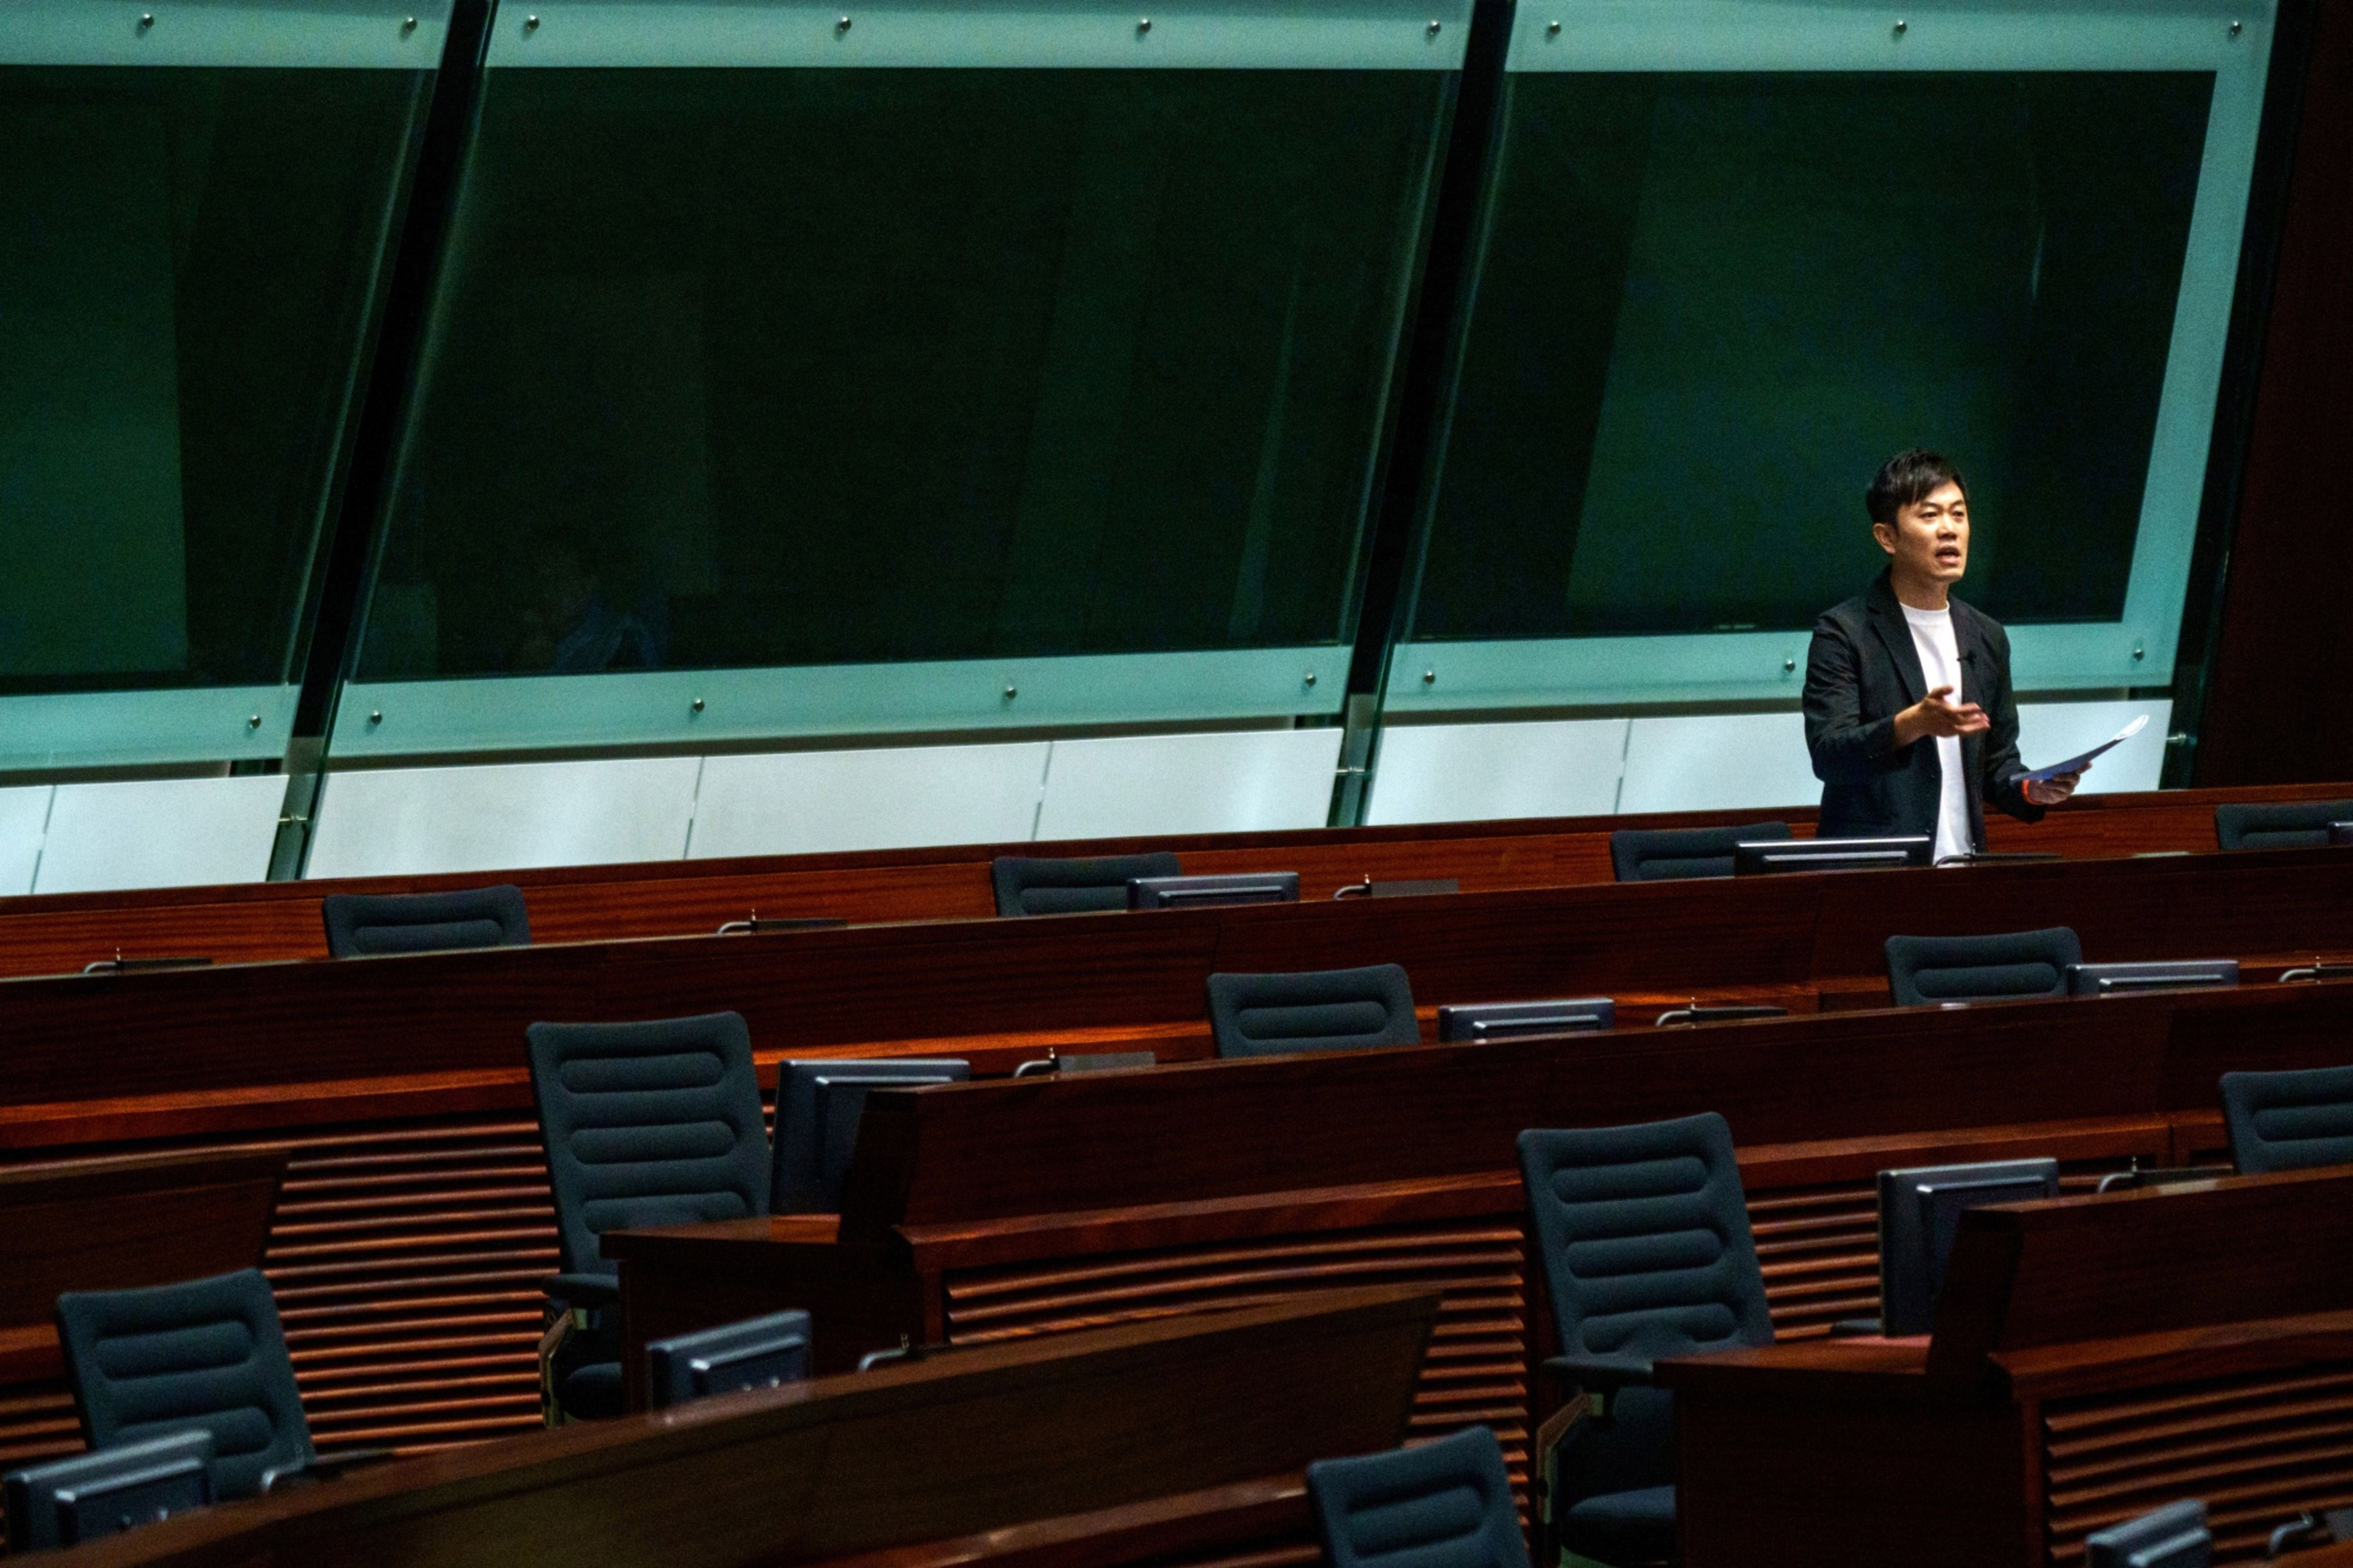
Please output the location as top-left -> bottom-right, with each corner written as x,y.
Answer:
1413,71 -> 2212,641
365,68 -> 1446,679
0,67 -> 424,694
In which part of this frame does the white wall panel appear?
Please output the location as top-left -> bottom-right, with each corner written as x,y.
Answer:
1364,719 -> 1628,826
1618,711 -> 1821,815
0,787 -> 53,896
35,776 -> 282,893
2014,698 -> 2172,796
306,757 -> 701,878
688,743 -> 1048,858
1036,730 -> 1341,841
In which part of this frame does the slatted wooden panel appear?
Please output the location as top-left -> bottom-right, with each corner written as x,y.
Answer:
942,1218 -> 1534,1495
264,1117 -> 555,1452
0,1113 -> 555,1482
2043,1360 -> 2353,1565
1749,1179 -> 1881,1340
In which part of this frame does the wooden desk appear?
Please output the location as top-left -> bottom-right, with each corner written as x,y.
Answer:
51,1285 -> 1436,1568
1660,1167 -> 2353,1567
0,1149 -> 284,1491
5,849 -> 2353,1474
0,780 -> 2340,980
603,982 -> 2353,1513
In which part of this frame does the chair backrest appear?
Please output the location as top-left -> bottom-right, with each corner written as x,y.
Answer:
991,853 -> 1182,917
1610,822 -> 1791,882
320,885 -> 531,957
773,1058 -> 971,1212
53,1269 -> 311,1501
1205,965 -> 1420,1059
2214,799 -> 2353,851
525,1013 -> 771,1279
1884,927 -> 2082,1007
2219,1063 -> 2353,1175
2084,1499 -> 2210,1568
1306,1424 -> 1531,1568
1518,1112 -> 1774,1362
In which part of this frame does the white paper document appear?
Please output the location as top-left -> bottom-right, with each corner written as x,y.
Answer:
2023,713 -> 2149,784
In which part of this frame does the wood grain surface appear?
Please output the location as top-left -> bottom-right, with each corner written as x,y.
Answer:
48,1286 -> 1436,1568
0,780 -> 2343,979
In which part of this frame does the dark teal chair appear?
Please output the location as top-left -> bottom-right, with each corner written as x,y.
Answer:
54,1269 -> 314,1501
1519,1111 -> 1774,1567
1307,1424 -> 1529,1568
1885,927 -> 2081,1007
991,853 -> 1181,916
321,884 -> 530,957
2220,1063 -> 2353,1174
2214,799 -> 2353,850
1206,965 -> 1420,1058
526,1011 -> 771,1420
1609,823 -> 1791,882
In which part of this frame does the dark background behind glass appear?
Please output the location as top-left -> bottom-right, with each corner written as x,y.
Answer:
1411,71 -> 2212,641
365,67 -> 1447,679
0,67 -> 421,693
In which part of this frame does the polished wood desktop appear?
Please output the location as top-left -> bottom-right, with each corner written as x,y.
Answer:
44,1286 -> 1435,1568
602,982 -> 2353,1510
4,843 -> 2350,1472
0,780 -> 2339,980
1659,1167 -> 2353,1567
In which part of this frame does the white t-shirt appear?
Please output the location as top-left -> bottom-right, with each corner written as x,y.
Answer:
1901,603 -> 1973,865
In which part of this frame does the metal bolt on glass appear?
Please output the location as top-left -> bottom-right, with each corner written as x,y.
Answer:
1303,671 -> 1317,686
2133,645 -> 2146,662
1426,18 -> 1441,35
1892,17 -> 1906,35
247,714 -> 262,729
138,12 -> 154,27
1546,19 -> 1561,33
692,697 -> 705,712
1137,16 -> 1150,32
1421,669 -> 1436,685
2229,18 -> 2242,36
524,13 -> 538,28
1783,657 -> 1797,673
403,15 -> 417,31
836,15 -> 851,32
368,710 -> 383,725
1003,685 -> 1018,700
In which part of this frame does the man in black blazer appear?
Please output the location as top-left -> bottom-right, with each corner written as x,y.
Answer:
1803,450 -> 2081,859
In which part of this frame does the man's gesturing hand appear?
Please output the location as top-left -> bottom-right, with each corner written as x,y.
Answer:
1892,685 -> 1991,747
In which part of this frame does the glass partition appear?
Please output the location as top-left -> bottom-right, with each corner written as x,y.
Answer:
1385,0 -> 2277,715
0,3 -> 439,769
342,0 -> 1464,756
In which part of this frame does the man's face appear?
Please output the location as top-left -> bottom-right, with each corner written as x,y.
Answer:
1874,481 -> 1969,586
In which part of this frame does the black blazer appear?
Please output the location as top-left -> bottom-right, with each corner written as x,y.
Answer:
1801,571 -> 2041,851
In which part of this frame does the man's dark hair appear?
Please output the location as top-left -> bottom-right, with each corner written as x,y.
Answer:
1865,449 -> 1967,526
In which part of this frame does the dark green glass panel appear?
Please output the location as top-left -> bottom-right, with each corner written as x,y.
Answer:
365,67 -> 1445,678
0,67 -> 424,694
1412,71 -> 2212,641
